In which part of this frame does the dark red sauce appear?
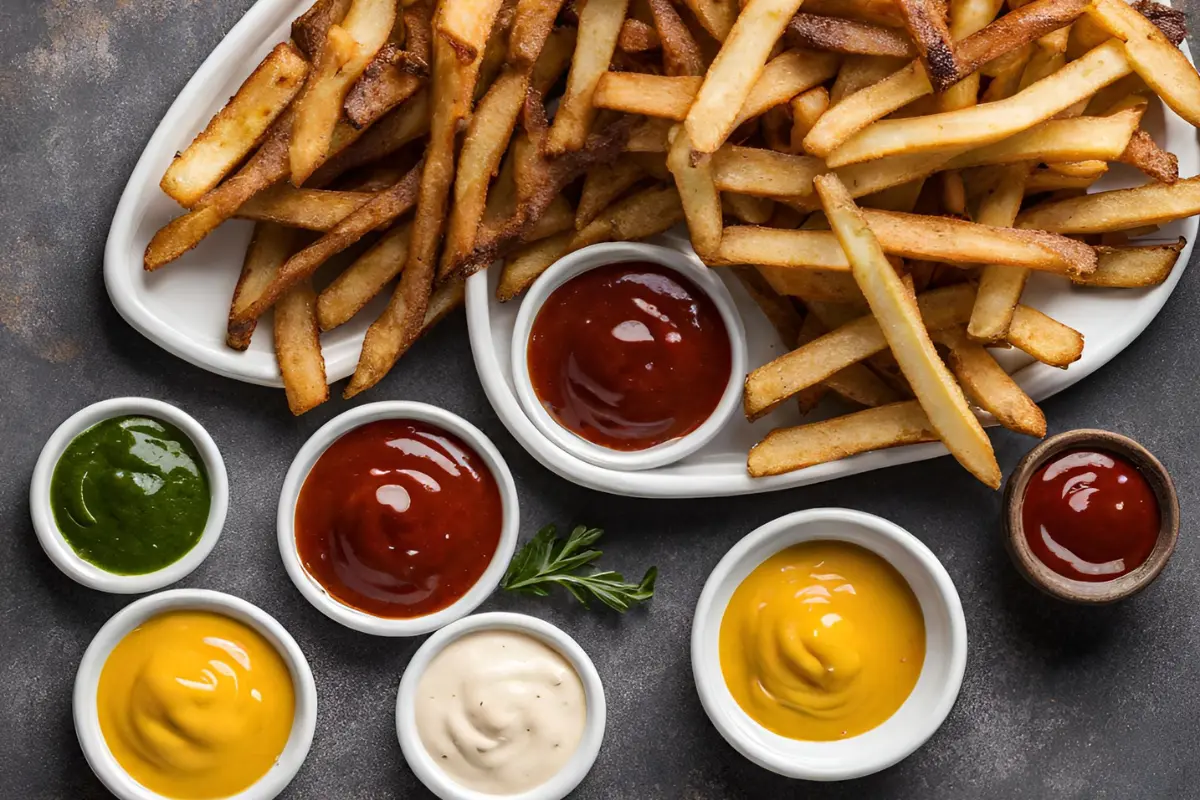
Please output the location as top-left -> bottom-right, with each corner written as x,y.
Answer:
1022,449 -> 1160,582
294,419 -> 503,618
527,262 -> 732,451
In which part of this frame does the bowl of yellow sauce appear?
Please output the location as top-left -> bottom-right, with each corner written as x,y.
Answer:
73,589 -> 317,800
691,509 -> 967,781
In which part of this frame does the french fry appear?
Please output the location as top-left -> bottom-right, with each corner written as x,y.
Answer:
803,61 -> 931,157
1017,176 -> 1200,234
681,0 -> 736,42
829,55 -> 908,105
937,0 -> 1003,111
439,0 -> 507,62
826,40 -> 1132,167
526,195 -> 576,240
1088,0 -> 1200,127
497,231 -> 574,301
546,0 -> 631,154
1118,129 -> 1179,184
933,327 -> 1045,437
979,43 -> 1032,101
1024,167 -> 1105,194
1072,239 -> 1186,288
292,0 -> 352,62
507,0 -> 567,65
732,266 -> 805,347
737,49 -> 840,124
790,87 -> 830,153
756,264 -> 868,303
160,43 -> 308,207
318,223 -> 412,331
619,19 -> 661,52
236,185 -> 376,230
953,0 -> 1090,80
748,400 -> 937,477
571,184 -> 685,248
814,173 -> 1000,487
290,0 -> 398,184
274,280 -> 329,415
723,193 -> 775,223
895,0 -> 957,92
310,90 -> 431,187
711,146 -> 823,198
859,177 -> 925,212
1007,305 -> 1083,367
683,0 -> 808,155
576,157 -> 646,229
227,224 -> 296,350
786,13 -> 916,57
1046,160 -> 1108,178
944,106 -> 1142,170
344,1 -> 432,128
422,278 -> 468,334
743,283 -> 976,419
627,117 -> 674,152
804,0 -> 908,27
667,126 -> 722,257
594,74 -> 703,120
647,0 -> 706,75
796,307 -> 903,409
968,164 -> 1031,343
473,0 -> 516,98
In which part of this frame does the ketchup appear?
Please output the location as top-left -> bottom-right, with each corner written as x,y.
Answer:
527,262 -> 731,451
1021,449 -> 1160,582
294,420 -> 503,618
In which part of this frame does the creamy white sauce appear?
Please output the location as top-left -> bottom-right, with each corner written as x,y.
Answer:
415,630 -> 587,795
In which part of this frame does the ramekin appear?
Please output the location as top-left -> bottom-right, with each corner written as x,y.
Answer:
691,508 -> 967,781
396,612 -> 606,800
30,397 -> 229,594
509,242 -> 748,471
73,588 -> 318,800
277,401 -> 519,636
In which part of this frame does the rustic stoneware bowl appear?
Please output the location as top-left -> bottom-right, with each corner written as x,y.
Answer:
1003,429 -> 1179,604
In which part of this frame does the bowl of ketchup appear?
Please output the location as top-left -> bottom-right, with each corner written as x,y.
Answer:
1003,429 -> 1178,604
509,242 -> 747,471
276,402 -> 519,636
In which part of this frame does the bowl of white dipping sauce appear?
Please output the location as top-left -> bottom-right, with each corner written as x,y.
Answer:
396,612 -> 606,800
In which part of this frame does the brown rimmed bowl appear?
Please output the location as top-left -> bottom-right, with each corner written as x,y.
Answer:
1003,429 -> 1179,604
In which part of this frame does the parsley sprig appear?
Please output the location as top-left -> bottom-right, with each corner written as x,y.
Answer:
501,524 -> 657,612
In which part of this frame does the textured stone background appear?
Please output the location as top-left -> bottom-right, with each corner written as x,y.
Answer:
3,2 -> 1200,798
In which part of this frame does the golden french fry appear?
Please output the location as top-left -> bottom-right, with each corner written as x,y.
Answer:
647,0 -> 706,76
723,193 -> 775,224
344,1 -> 432,128
804,0 -> 908,27
1073,239 -> 1186,288
594,74 -> 703,120
934,326 -> 1045,437
292,0 -> 352,62
227,223 -> 296,350
684,0 -> 808,155
756,264 -> 867,304
793,304 -> 903,409
681,0 -> 736,41
1018,176 -> 1200,233
667,126 -> 722,257
968,164 -> 1031,343
895,0 -> 957,92
711,146 -> 824,198
815,174 -> 1000,487
507,0 -> 567,65
738,49 -> 841,124
1007,305 -> 1083,367
236,185 -> 375,230
571,184 -> 685,248
1024,166 -> 1105,194
526,195 -> 576,241
576,157 -> 646,229
830,55 -> 908,105
786,13 -> 916,57
954,0 -> 1090,79
944,106 -> 1142,170
748,401 -> 937,477
274,280 -> 329,415
790,87 -> 830,153
803,61 -> 931,157
497,230 -> 574,301
546,0 -> 631,154
318,223 -> 412,331
439,0 -> 507,62
1118,129 -> 1179,185
310,90 -> 431,187
618,19 -> 660,52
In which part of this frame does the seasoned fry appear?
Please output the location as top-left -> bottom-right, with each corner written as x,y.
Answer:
738,49 -> 841,124
790,87 -> 830,153
794,307 -> 903,409
422,278 -> 467,334
594,74 -> 702,120
571,184 -> 684,248
786,13 -> 916,57
310,90 -> 431,187
954,0 -> 1090,80
497,230 -> 574,301
681,0 -> 736,42
1073,239 -> 1186,288
236,185 -> 375,230
934,327 -> 1045,437
748,400 -> 937,476
1088,0 -> 1200,127
1129,0 -> 1187,46
647,0 -> 706,75
756,264 -> 867,303
944,106 -> 1142,170
684,0 -> 807,155
344,1 -> 432,128
723,193 -> 774,223
546,0 -> 631,154
526,195 -> 575,240
227,224 -> 295,350
830,55 -> 908,105
814,173 -> 999,487
1007,305 -> 1083,367
804,0 -> 908,27
292,0 -> 352,61
1018,177 -> 1200,234
290,0 -> 398,184
161,43 -> 307,207
895,0 -> 957,92
439,0 -> 507,62
667,126 -> 722,256
968,164 -> 1031,343
711,146 -> 823,198
826,40 -> 1132,167
802,61 -> 931,157
274,280 -> 329,415
619,19 -> 661,52
507,0 -> 567,65
1118,129 -> 1179,184
318,223 -> 412,331
576,157 -> 645,229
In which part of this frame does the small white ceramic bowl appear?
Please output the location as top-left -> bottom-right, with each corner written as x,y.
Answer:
396,612 -> 607,800
509,242 -> 748,472
74,588 -> 318,800
692,508 -> 967,781
277,401 -> 519,637
30,397 -> 229,594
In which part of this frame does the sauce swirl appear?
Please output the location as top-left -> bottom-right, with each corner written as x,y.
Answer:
294,420 -> 503,618
527,262 -> 731,451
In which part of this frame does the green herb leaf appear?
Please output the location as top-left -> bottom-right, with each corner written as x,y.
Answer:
501,525 -> 657,612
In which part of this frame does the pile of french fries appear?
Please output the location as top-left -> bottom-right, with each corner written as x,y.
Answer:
145,0 -> 1200,486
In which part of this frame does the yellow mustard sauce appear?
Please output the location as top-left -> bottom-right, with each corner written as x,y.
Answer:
719,541 -> 925,740
97,611 -> 295,799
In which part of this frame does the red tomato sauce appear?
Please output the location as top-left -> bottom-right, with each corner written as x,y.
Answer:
294,420 -> 502,618
527,262 -> 732,451
1022,449 -> 1160,582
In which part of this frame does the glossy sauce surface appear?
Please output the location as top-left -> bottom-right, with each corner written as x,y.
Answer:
1022,449 -> 1160,582
295,420 -> 503,618
719,541 -> 925,741
528,262 -> 732,451
98,611 -> 295,799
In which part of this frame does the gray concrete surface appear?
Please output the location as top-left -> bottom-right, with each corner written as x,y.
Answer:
3,1 -> 1200,798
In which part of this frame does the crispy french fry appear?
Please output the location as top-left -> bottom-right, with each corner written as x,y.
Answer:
826,39 -> 1132,167
804,0 -> 908,27
422,277 -> 467,334
954,0 -> 1090,80
895,0 -> 957,92
594,74 -> 703,120
1024,166 -> 1105,194
1118,129 -> 1179,184
290,0 -> 398,184
682,0 -> 736,41
748,401 -> 937,477
1073,239 -> 1186,288
667,126 -> 722,257
756,264 -> 867,304
576,157 -> 645,229
236,185 -> 375,230
1007,305 -> 1083,367
1088,0 -> 1200,127
684,0 -> 808,155
945,106 -> 1141,170
934,327 -> 1045,437
619,19 -> 661,52
497,230 -> 574,301
1018,176 -> 1200,233
161,43 -> 308,207
830,55 -> 908,105
227,223 -> 296,350
626,118 -> 674,152
790,87 -> 830,153
318,222 -> 412,330
795,307 -> 903,408
546,0 -> 631,154
814,173 -> 999,487
310,90 -> 431,186
274,280 -> 329,415
938,0 -> 1003,110
968,164 -> 1031,343
738,49 -> 841,124
859,177 -> 925,212
803,61 -> 931,157
723,193 -> 775,223
571,184 -> 685,248
344,1 -> 432,128
507,0 -> 567,65
647,0 -> 706,75
292,0 -> 352,62
526,195 -> 575,241
439,0 -> 507,62
711,146 -> 824,198
786,13 -> 916,57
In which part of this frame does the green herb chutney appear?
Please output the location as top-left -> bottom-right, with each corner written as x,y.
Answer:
50,415 -> 210,575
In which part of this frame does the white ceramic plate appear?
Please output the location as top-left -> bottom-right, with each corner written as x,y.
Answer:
105,0 -> 1197,493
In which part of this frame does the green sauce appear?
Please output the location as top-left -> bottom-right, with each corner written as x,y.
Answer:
50,415 -> 210,575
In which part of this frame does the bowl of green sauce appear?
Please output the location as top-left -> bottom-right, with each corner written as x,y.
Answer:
31,397 -> 228,593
